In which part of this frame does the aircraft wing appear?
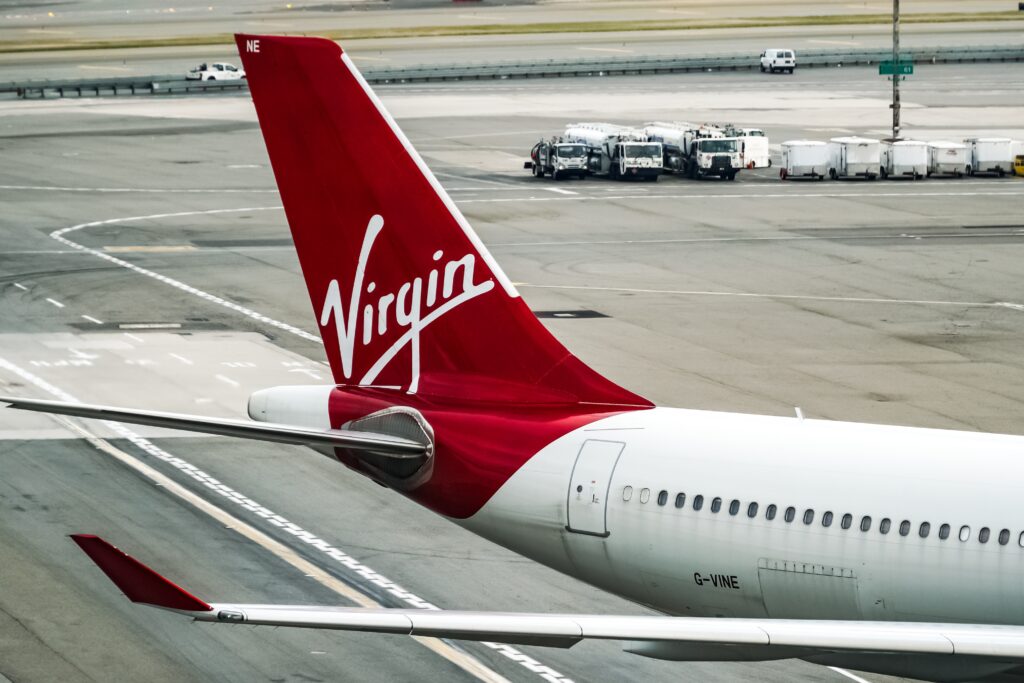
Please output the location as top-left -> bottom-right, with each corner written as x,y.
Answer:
73,534 -> 1024,659
0,396 -> 426,457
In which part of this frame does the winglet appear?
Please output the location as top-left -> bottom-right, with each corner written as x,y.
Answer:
71,534 -> 212,612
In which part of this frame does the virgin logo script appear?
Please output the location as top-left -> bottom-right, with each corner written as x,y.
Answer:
320,214 -> 495,393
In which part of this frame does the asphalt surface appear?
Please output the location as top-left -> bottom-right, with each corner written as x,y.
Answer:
1,53 -> 1023,683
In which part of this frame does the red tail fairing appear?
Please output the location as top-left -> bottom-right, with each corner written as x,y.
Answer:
236,34 -> 651,517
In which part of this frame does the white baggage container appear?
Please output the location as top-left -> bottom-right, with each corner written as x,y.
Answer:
828,137 -> 880,179
927,141 -> 967,177
965,137 -> 1013,176
880,140 -> 927,180
738,128 -> 770,168
780,140 -> 829,180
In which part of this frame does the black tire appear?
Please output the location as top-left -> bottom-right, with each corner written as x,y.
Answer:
787,68 -> 794,74
552,170 -> 561,181
760,65 -> 766,73
770,66 -> 776,74
536,165 -> 545,178
998,168 -> 1006,177
829,168 -> 837,180
727,171 -> 737,181
880,167 -> 887,180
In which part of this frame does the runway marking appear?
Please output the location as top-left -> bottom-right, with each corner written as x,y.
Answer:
13,283 -> 28,291
0,185 -> 276,194
81,315 -> 103,325
492,230 -> 1024,248
123,333 -> 144,343
829,667 -> 874,683
47,208 -> 574,683
104,245 -> 197,253
52,207 -> 323,345
520,283 -> 1023,311
577,46 -> 633,54
544,187 -> 578,195
459,190 -> 1024,204
45,298 -> 65,308
0,356 -> 514,683
214,374 -> 240,387
169,353 -> 193,365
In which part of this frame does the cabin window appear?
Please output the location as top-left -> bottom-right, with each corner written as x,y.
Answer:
693,495 -> 704,511
747,502 -> 758,518
675,493 -> 686,509
899,520 -> 911,536
919,522 -> 931,538
802,509 -> 814,525
979,527 -> 990,544
879,518 -> 891,534
766,504 -> 777,520
959,525 -> 971,542
841,513 -> 853,530
822,511 -> 833,527
784,506 -> 796,523
711,497 -> 722,513
639,488 -> 650,504
657,490 -> 668,506
622,486 -> 633,502
860,516 -> 872,532
938,523 -> 950,540
999,529 -> 1010,546
729,499 -> 740,516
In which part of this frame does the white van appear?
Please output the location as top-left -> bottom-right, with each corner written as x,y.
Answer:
760,49 -> 796,74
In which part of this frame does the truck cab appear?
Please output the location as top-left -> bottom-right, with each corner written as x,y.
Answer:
611,141 -> 662,181
528,140 -> 588,180
689,138 -> 741,180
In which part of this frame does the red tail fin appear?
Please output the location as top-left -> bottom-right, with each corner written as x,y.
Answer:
236,34 -> 647,407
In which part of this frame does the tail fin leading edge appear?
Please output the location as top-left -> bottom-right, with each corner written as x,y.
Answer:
236,34 -> 648,407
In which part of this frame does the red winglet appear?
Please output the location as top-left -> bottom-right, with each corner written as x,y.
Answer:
71,534 -> 212,612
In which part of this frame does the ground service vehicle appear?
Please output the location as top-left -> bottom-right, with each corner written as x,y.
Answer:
779,140 -> 828,180
25,33 -> 1024,683
186,62 -> 246,81
1016,154 -> 1024,177
927,141 -> 967,177
564,123 -> 662,181
880,140 -> 927,180
724,125 -> 771,168
526,139 -> 588,180
828,137 -> 880,180
646,122 -> 741,180
965,137 -> 1014,176
760,49 -> 796,73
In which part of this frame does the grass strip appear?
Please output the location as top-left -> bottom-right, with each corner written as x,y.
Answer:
1,11 -> 1022,54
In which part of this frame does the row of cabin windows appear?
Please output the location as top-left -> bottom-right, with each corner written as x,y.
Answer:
622,486 -> 1021,547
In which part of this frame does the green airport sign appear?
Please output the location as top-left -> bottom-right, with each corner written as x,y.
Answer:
879,61 -> 914,76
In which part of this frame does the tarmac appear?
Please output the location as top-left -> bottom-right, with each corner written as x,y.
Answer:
0,47 -> 1023,683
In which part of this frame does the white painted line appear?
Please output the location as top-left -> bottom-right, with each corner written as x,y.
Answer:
544,187 -> 578,196
45,298 -> 65,309
521,283 -> 1022,311
123,333 -> 144,343
169,353 -> 194,365
13,282 -> 28,291
459,190 -> 1024,204
81,315 -> 103,325
0,185 -> 277,194
0,356 -> 511,683
119,323 -> 182,330
829,667 -> 874,683
51,208 -> 322,346
214,374 -> 240,388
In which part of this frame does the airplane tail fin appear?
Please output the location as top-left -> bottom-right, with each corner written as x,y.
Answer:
235,34 -> 648,406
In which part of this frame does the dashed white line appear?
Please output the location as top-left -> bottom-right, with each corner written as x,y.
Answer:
13,282 -> 28,291
123,333 -> 144,343
544,187 -> 578,196
214,374 -> 240,388
829,667 -> 875,683
45,298 -> 65,308
169,353 -> 194,365
81,315 -> 103,325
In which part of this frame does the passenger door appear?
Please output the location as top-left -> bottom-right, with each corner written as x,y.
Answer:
565,440 -> 624,537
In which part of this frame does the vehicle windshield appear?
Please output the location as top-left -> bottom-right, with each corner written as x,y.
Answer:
699,139 -> 739,153
556,145 -> 586,158
624,144 -> 661,158
745,130 -> 765,137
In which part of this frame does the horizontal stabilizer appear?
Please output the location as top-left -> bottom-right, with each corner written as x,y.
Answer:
73,535 -> 1024,660
0,396 -> 427,457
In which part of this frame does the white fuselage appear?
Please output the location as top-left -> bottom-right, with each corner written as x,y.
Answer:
463,407 -> 1024,626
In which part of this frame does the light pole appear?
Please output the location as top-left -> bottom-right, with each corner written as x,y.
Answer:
892,0 -> 900,140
